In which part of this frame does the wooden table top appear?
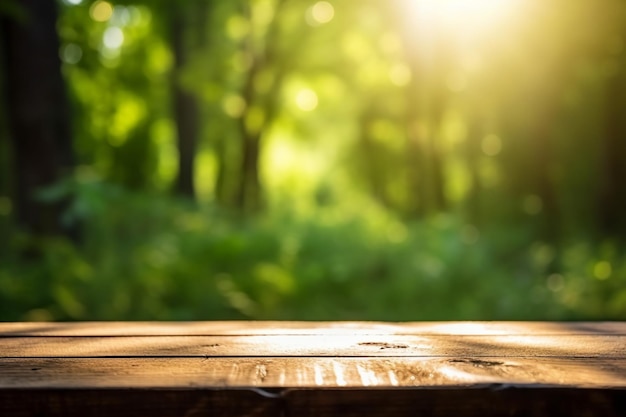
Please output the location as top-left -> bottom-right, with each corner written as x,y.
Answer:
1,321 -> 625,416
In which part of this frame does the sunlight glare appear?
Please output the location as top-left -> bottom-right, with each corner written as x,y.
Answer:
430,322 -> 492,334
406,0 -> 523,39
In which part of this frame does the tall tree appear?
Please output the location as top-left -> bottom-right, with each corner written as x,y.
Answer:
599,65 -> 626,239
402,27 -> 450,217
234,0 -> 287,212
464,118 -> 484,225
1,0 -> 76,238
170,3 -> 203,199
0,11 -> 9,201
356,106 -> 392,209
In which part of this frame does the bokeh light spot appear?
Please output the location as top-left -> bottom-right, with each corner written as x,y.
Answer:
295,88 -> 318,111
306,1 -> 335,26
481,134 -> 502,156
111,6 -> 132,27
90,1 -> 113,22
547,274 -> 564,292
222,94 -> 247,118
226,15 -> 250,40
103,26 -> 124,49
61,43 -> 82,64
594,261 -> 612,280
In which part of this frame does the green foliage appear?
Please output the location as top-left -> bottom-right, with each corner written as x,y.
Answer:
2,176 -> 624,321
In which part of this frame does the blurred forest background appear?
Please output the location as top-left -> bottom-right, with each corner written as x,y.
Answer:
1,0 -> 625,321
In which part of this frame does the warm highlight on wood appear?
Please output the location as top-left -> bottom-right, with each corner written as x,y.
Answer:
1,321 -> 625,416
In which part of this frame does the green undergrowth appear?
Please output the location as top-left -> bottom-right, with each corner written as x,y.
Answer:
1,178 -> 625,321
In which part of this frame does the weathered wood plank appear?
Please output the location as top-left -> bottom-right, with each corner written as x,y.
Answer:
1,322 -> 625,417
1,334 -> 625,358
1,357 -> 625,389
1,321 -> 624,336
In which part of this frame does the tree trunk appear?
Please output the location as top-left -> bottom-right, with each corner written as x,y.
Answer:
405,120 -> 427,218
359,110 -> 390,208
402,26 -> 450,218
428,131 -> 447,213
237,129 -> 263,212
465,120 -> 483,225
231,0 -> 288,214
532,95 -> 560,243
404,84 -> 448,217
171,6 -> 200,199
214,133 -> 232,207
1,0 -> 76,238
426,39 -> 451,215
234,55 -> 264,212
599,69 -> 626,239
0,16 -> 9,198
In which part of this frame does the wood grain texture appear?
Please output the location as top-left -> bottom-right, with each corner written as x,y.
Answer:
1,334 -> 625,358
1,321 -> 625,417
1,357 -> 625,389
